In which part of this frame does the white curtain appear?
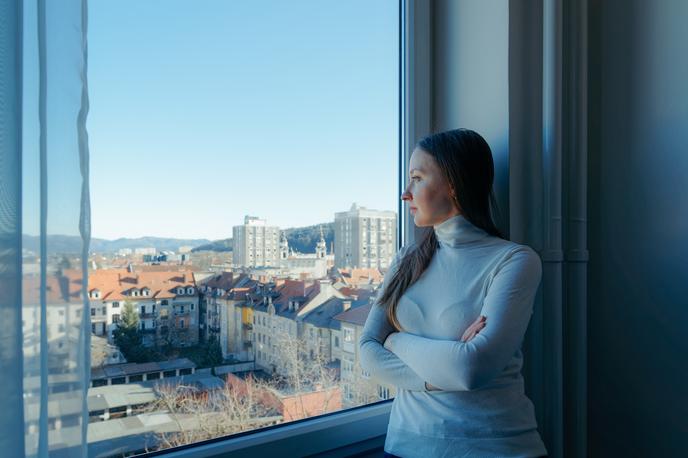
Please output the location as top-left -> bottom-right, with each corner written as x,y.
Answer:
0,0 -> 91,457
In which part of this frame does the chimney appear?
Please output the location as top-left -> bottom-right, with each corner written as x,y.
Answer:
318,279 -> 332,296
343,300 -> 352,311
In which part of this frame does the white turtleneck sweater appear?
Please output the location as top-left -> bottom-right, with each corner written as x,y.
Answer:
359,214 -> 548,458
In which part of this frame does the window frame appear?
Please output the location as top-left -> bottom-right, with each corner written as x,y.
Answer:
134,1 -> 419,456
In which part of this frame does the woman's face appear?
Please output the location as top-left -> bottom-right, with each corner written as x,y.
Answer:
401,148 -> 461,227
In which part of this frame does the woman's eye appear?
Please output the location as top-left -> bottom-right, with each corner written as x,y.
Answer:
411,176 -> 420,181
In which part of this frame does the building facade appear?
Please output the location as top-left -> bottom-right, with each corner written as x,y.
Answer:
334,303 -> 397,407
232,215 -> 280,268
334,203 -> 396,269
87,269 -> 200,347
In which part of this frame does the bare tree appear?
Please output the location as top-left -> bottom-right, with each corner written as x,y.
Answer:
347,359 -> 385,407
144,330 -> 341,452
145,375 -> 281,451
271,328 -> 340,419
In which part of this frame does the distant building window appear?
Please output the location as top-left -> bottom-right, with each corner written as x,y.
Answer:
177,288 -> 184,295
161,300 -> 169,306
187,287 -> 194,295
90,308 -> 96,317
112,314 -> 120,324
112,302 -> 120,308
335,336 -> 340,347
180,319 -> 185,329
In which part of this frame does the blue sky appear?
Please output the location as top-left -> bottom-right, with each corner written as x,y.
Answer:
87,0 -> 399,240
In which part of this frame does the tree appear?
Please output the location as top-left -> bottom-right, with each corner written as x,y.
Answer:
112,301 -> 151,363
348,359 -> 388,407
146,374 -> 281,452
204,335 -> 224,368
143,329 -> 341,453
271,329 -> 340,419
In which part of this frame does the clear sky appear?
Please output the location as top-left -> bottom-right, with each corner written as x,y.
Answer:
87,0 -> 399,240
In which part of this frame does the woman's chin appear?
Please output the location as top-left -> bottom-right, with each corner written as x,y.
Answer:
412,214 -> 431,227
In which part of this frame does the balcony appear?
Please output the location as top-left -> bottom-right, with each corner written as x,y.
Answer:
173,309 -> 190,316
243,340 -> 253,348
242,323 -> 253,330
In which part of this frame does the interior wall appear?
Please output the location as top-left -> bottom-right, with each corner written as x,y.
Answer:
431,0 -> 510,233
588,0 -> 688,456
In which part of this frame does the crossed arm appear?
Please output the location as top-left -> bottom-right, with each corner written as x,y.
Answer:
359,247 -> 542,392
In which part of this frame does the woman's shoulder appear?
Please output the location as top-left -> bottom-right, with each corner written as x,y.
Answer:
490,240 -> 543,280
480,236 -> 542,270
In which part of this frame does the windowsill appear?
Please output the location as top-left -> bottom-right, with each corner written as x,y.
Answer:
146,400 -> 392,457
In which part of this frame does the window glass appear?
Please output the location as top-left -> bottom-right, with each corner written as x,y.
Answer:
87,0 -> 398,455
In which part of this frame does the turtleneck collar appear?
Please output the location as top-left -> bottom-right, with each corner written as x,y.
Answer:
433,214 -> 489,247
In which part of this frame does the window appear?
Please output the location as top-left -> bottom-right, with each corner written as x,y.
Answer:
112,301 -> 120,308
90,308 -> 95,317
377,385 -> 390,401
146,372 -> 161,380
87,0 -> 399,454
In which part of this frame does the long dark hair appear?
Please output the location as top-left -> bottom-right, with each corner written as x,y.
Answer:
380,128 -> 504,331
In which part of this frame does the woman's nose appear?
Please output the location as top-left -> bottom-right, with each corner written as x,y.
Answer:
401,189 -> 412,201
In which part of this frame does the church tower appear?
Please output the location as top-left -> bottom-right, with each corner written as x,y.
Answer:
279,231 -> 289,264
316,225 -> 327,259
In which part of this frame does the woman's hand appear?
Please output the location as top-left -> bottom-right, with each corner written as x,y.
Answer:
460,315 -> 487,342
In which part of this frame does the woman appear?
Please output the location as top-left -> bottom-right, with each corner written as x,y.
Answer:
359,129 -> 548,458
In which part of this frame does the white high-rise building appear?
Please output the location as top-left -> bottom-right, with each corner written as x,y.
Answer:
232,215 -> 280,268
334,203 -> 396,269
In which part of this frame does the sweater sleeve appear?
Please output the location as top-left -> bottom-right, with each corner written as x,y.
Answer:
358,246 -> 428,392
385,246 -> 542,391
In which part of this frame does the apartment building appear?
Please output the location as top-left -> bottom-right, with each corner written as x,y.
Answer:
232,215 -> 280,268
250,279 -> 348,377
87,269 -> 200,347
334,203 -> 396,269
334,302 -> 396,407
